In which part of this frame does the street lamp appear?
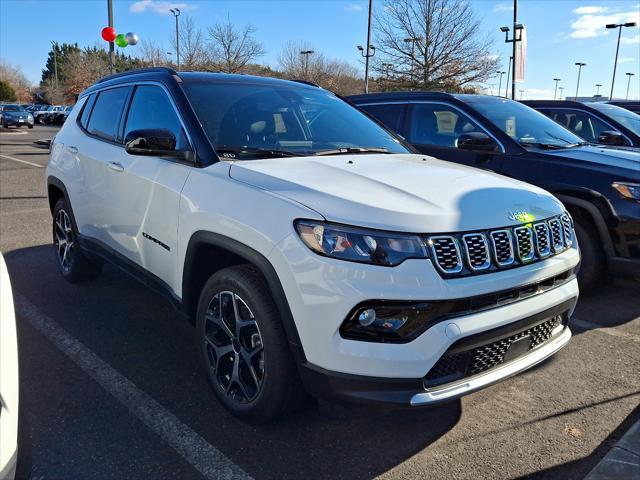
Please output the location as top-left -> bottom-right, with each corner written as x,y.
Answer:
553,78 -> 561,100
358,0 -> 375,94
300,50 -> 314,80
625,72 -> 636,100
595,83 -> 602,96
50,40 -> 59,89
605,22 -> 637,99
170,8 -> 181,71
518,89 -> 524,100
574,62 -> 586,99
496,71 -> 506,97
403,36 -> 421,85
500,14 -> 524,100
558,86 -> 564,99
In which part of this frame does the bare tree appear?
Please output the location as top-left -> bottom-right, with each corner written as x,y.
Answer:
170,15 -> 210,70
64,49 -> 109,100
208,20 -> 265,73
373,0 -> 499,91
139,39 -> 172,67
0,60 -> 33,102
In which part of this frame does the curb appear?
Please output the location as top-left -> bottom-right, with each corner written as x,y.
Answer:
584,419 -> 640,480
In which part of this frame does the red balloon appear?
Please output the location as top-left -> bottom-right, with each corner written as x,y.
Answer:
101,26 -> 116,42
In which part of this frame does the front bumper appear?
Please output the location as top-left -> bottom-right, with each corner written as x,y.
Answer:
3,117 -> 33,126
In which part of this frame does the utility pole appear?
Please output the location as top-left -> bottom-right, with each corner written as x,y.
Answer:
170,8 -> 181,71
51,41 -> 59,89
606,22 -> 637,100
107,0 -> 115,74
300,50 -> 314,80
553,78 -> 561,100
518,89 -> 524,100
358,0 -> 375,93
505,56 -> 513,98
511,0 -> 517,100
626,72 -> 635,100
497,71 -> 506,97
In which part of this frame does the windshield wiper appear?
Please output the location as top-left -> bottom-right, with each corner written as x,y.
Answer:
519,142 -> 567,150
215,146 -> 301,159
313,147 -> 391,156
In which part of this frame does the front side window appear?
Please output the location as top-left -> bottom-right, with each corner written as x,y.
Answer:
124,85 -> 189,150
86,87 -> 129,142
182,81 -> 410,159
540,109 -> 613,143
463,96 -> 584,148
589,103 -> 640,136
359,104 -> 406,134
408,103 -> 483,148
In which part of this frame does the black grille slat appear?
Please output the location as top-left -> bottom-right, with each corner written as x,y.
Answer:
490,230 -> 514,266
429,236 -> 462,273
514,226 -> 534,261
462,234 -> 490,270
425,315 -> 564,387
533,222 -> 551,257
561,214 -> 574,248
548,218 -> 565,252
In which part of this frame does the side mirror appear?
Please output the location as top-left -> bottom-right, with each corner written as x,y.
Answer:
597,130 -> 626,146
457,132 -> 499,152
125,128 -> 183,157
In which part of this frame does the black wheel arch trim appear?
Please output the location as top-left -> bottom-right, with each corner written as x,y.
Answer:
183,231 -> 306,363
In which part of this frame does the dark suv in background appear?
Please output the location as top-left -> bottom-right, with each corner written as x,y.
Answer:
523,100 -> 640,149
348,92 -> 640,289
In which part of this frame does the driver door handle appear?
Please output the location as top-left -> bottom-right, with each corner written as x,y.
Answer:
108,161 -> 124,172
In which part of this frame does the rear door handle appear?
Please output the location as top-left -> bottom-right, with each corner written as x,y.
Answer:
108,161 -> 124,172
67,145 -> 78,154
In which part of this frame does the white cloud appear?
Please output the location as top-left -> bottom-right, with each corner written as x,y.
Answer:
493,3 -> 513,12
344,4 -> 363,12
618,57 -> 635,64
573,6 -> 609,15
621,35 -> 640,44
568,10 -> 640,39
130,1 -> 196,15
519,88 -> 554,100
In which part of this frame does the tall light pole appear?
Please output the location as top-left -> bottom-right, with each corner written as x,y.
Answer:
497,71 -> 506,97
500,3 -> 523,101
574,62 -> 586,99
558,86 -> 564,99
107,0 -> 115,74
606,22 -> 637,100
595,83 -> 602,96
403,36 -> 421,86
358,0 -> 374,94
50,41 -> 59,89
518,89 -> 524,100
300,50 -> 314,80
505,56 -> 513,98
553,78 -> 561,100
626,72 -> 636,100
170,8 -> 181,71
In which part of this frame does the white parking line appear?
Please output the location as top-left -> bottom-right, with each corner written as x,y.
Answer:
0,154 -> 45,168
16,294 -> 254,480
572,317 -> 640,343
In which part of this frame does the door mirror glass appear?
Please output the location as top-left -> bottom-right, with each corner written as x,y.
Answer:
457,132 -> 499,152
597,130 -> 626,146
125,128 -> 179,156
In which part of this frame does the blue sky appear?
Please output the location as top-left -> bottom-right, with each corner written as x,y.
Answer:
1,0 -> 639,99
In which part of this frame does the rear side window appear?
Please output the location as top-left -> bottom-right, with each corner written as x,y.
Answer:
540,109 -> 612,144
86,87 -> 129,142
123,85 -> 189,149
359,104 -> 406,134
79,95 -> 96,129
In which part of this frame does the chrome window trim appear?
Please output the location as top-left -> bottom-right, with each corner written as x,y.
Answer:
489,229 -> 515,267
514,226 -> 535,262
356,100 -> 506,154
428,235 -> 464,274
461,233 -> 491,271
533,222 -> 552,258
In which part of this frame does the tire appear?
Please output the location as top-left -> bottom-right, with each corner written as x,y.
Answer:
196,265 -> 306,423
52,198 -> 102,283
28,124 -> 33,129
574,218 -> 605,292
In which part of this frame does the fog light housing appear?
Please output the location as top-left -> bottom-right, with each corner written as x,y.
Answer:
340,301 -> 456,343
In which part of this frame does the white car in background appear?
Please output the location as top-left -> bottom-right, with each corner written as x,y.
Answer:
0,254 -> 19,480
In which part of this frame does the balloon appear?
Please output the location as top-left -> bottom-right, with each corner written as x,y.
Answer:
115,34 -> 128,48
125,32 -> 139,46
101,26 -> 116,42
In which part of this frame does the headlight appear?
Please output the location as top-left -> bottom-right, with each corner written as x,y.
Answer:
28,114 -> 33,119
294,220 -> 428,266
612,182 -> 640,200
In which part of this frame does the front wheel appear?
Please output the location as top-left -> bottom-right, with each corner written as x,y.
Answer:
196,265 -> 306,423
52,198 -> 102,282
574,219 -> 605,292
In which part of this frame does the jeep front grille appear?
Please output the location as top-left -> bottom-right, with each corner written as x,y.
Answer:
426,214 -> 575,278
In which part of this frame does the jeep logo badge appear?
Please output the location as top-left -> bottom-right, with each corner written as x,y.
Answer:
508,211 -> 536,222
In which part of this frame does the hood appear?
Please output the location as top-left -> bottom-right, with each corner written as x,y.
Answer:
539,145 -> 640,173
229,154 -> 564,232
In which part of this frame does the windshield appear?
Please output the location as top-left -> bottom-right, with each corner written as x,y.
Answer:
182,81 -> 410,158
462,96 -> 584,148
589,103 -> 640,136
2,105 -> 24,112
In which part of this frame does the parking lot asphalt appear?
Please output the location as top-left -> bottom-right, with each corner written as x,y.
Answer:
1,125 -> 639,480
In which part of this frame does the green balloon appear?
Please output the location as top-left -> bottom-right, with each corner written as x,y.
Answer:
115,34 -> 128,47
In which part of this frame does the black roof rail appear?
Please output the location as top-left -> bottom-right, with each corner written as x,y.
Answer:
290,79 -> 321,88
96,67 -> 178,84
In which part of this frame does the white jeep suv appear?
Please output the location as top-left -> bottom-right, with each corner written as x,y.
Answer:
46,68 -> 580,422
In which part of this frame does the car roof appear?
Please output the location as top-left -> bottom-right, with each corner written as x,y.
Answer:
347,91 -> 510,105
521,100 -> 594,108
82,67 -> 322,97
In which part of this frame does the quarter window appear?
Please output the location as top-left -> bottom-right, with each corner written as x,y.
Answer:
86,87 -> 129,142
409,104 -> 483,148
79,94 -> 96,129
124,85 -> 189,150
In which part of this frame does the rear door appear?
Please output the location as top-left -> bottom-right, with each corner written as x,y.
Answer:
105,84 -> 193,289
406,102 -> 505,170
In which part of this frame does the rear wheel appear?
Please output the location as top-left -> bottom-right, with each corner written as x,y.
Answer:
52,198 -> 102,282
196,265 -> 306,423
574,219 -> 605,292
